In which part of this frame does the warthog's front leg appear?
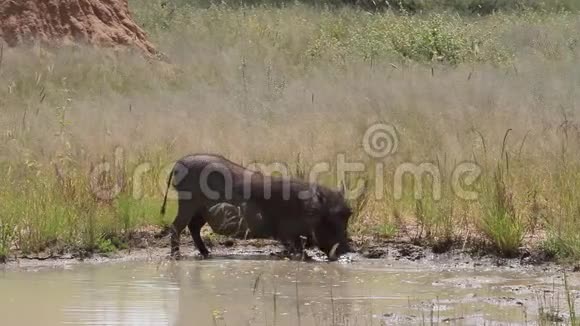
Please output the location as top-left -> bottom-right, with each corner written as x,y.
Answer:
279,236 -> 309,260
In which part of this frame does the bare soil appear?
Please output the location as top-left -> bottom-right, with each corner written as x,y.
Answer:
0,0 -> 158,57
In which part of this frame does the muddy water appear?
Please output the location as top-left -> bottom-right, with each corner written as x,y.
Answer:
1,257 -> 578,326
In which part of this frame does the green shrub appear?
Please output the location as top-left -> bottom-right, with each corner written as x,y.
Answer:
97,238 -> 118,254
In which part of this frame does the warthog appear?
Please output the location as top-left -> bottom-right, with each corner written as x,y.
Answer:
160,154 -> 353,261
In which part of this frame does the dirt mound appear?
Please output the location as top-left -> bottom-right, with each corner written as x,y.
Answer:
0,0 -> 158,57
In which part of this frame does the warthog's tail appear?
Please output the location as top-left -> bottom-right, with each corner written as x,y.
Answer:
160,168 -> 174,216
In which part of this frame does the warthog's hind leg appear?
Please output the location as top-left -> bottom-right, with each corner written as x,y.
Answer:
188,211 -> 209,258
170,199 -> 196,259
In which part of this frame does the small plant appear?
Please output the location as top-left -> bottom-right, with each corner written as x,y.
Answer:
542,117 -> 580,262
537,272 -> 578,326
371,222 -> 398,238
116,194 -> 144,235
97,238 -> 118,254
564,272 -> 578,326
478,130 -> 524,258
543,231 -> 580,261
0,201 -> 15,263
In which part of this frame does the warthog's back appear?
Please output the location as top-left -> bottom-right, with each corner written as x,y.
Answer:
174,154 -> 262,189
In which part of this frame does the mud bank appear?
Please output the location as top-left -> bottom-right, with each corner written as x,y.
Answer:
2,227 -> 577,274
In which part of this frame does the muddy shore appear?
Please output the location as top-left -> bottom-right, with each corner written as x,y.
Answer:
2,227 -> 577,274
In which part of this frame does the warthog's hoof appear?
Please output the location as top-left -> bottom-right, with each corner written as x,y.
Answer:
169,252 -> 182,261
198,252 -> 210,260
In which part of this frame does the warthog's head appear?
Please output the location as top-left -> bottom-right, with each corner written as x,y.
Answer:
307,183 -> 353,261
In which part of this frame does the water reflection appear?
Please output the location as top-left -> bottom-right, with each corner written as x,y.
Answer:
167,260 -> 358,326
0,259 -> 578,326
61,263 -> 179,325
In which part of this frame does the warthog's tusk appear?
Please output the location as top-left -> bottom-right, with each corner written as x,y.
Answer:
329,243 -> 340,260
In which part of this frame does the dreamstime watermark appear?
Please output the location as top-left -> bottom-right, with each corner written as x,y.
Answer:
362,122 -> 399,158
87,122 -> 482,203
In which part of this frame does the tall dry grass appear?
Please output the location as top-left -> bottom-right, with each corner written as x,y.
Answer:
1,1 -> 580,260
